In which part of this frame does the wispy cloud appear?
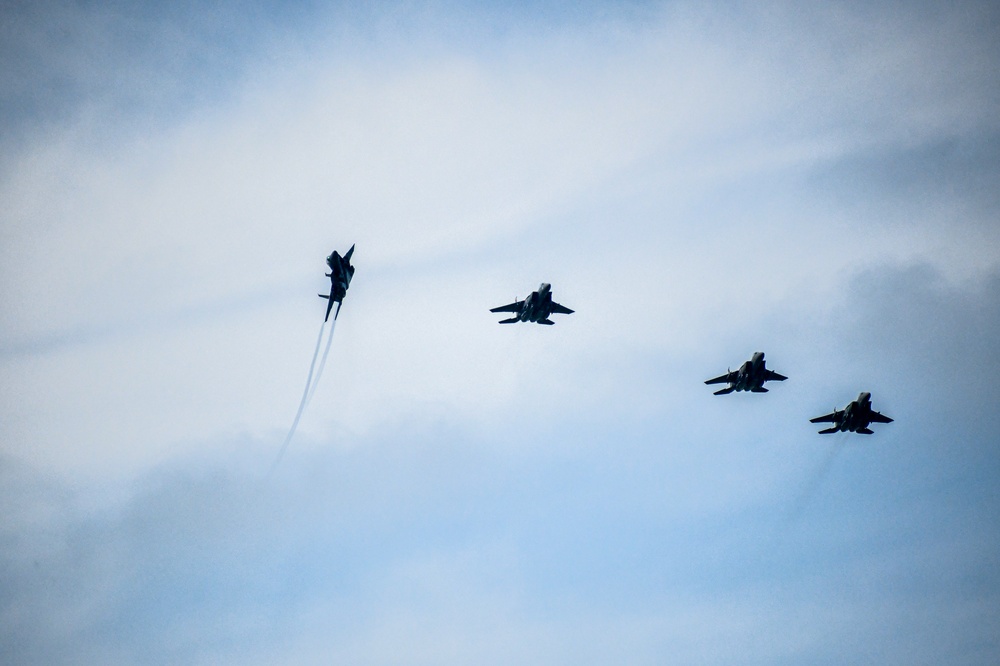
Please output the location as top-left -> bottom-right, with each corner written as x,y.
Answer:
1,2 -> 999,663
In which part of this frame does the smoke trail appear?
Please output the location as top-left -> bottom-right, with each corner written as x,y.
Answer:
268,319 -> 326,476
305,316 -> 337,410
786,438 -> 847,523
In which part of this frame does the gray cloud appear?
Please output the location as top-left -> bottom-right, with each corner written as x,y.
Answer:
2,1 -> 1000,663
2,266 -> 998,663
0,0 -> 321,146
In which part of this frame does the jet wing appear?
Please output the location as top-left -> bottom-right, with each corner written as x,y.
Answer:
549,301 -> 574,315
704,371 -> 737,385
490,301 -> 523,313
765,370 -> 788,382
809,411 -> 842,424
869,411 -> 894,424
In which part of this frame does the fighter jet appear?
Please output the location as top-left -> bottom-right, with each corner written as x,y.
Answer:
318,244 -> 355,321
705,351 -> 787,395
490,283 -> 574,325
809,392 -> 893,434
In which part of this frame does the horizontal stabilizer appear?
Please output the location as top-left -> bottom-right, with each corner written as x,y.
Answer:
750,387 -> 769,393
713,386 -> 735,395
498,317 -> 519,324
318,293 -> 330,299
539,319 -> 555,325
321,294 -> 338,322
817,427 -> 839,434
857,427 -> 874,434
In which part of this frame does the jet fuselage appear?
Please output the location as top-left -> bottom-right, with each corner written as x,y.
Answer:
518,283 -> 554,322
731,351 -> 768,391
326,250 -> 354,301
836,392 -> 874,432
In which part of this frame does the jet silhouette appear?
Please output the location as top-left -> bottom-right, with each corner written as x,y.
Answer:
810,392 -> 893,434
490,283 -> 574,325
705,351 -> 787,395
318,244 -> 355,321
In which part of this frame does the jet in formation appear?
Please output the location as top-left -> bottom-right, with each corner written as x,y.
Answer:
705,351 -> 787,395
490,283 -> 574,325
809,392 -> 893,434
318,244 -> 355,321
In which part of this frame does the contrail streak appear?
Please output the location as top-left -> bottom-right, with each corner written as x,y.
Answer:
786,438 -> 847,523
268,319 -> 326,477
305,316 -> 337,410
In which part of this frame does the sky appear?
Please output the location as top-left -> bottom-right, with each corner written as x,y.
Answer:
1,1 -> 999,663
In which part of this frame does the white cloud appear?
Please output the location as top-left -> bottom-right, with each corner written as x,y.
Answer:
3,2 -> 999,481
1,5 -> 999,661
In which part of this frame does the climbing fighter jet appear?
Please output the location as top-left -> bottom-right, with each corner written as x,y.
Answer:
490,283 -> 574,325
705,351 -> 787,395
809,392 -> 893,434
318,244 -> 355,321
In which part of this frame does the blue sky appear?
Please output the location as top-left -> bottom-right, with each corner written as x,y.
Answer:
2,1 -> 999,663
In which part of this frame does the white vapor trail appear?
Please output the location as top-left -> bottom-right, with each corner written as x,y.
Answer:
268,318 -> 327,476
305,316 -> 337,410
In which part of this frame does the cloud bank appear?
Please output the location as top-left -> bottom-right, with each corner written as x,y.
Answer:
1,1 -> 999,663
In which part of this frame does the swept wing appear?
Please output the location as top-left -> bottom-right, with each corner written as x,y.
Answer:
705,371 -> 737,386
320,295 -> 336,321
490,301 -> 523,313
809,410 -> 843,424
